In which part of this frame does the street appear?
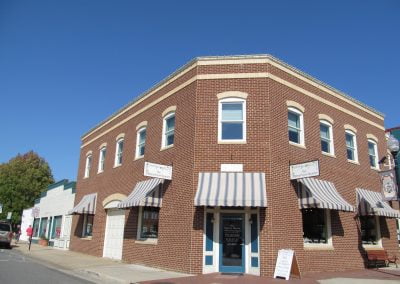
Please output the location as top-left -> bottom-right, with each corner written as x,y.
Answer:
0,246 -> 93,284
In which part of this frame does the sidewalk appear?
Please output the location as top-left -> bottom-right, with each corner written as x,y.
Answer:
13,242 -> 190,283
13,242 -> 400,284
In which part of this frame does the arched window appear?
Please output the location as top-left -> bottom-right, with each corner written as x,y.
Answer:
136,127 -> 146,158
345,130 -> 358,162
218,97 -> 246,142
162,112 -> 175,148
320,120 -> 334,155
288,107 -> 304,145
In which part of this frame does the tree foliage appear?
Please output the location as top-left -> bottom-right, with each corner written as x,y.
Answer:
0,151 -> 54,224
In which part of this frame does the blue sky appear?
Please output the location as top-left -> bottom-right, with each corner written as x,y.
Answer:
1,1 -> 399,181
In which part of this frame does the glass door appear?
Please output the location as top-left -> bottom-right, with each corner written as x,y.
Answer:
219,213 -> 245,273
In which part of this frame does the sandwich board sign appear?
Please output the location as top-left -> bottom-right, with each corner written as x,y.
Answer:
273,249 -> 301,280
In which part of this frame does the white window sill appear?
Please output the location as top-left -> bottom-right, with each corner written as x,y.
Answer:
289,141 -> 306,149
160,144 -> 174,151
218,140 -> 247,144
347,159 -> 360,165
80,236 -> 93,241
83,176 -> 89,179
370,167 -> 380,171
113,164 -> 122,169
362,244 -> 383,250
322,152 -> 336,158
135,238 -> 158,245
97,170 -> 104,174
134,155 -> 144,161
304,243 -> 334,250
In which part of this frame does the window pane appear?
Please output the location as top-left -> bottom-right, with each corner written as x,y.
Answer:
345,133 -> 354,148
368,142 -> 375,155
139,129 -> 146,143
321,140 -> 330,153
84,215 -> 93,237
302,209 -> 327,244
360,216 -> 378,245
347,149 -> 354,160
289,129 -> 300,143
320,124 -> 330,139
166,133 -> 174,146
166,116 -> 175,131
140,207 -> 159,239
369,156 -> 376,167
222,103 -> 243,121
222,122 -> 243,140
288,112 -> 300,128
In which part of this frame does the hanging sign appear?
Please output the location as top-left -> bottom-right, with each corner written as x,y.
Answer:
290,160 -> 320,180
144,162 -> 172,180
32,207 -> 40,218
379,169 -> 398,201
6,212 -> 12,220
0,203 -> 2,214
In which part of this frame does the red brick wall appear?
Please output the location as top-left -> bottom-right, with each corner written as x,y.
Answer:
70,58 -> 398,277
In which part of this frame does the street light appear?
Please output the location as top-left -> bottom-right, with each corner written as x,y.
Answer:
387,134 -> 399,197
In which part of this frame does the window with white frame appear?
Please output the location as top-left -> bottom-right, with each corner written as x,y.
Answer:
302,209 -> 331,245
84,154 -> 92,178
218,98 -> 246,142
368,139 -> 379,169
114,138 -> 124,166
136,127 -> 146,158
162,113 -> 175,147
320,121 -> 334,155
98,147 -> 106,173
138,207 -> 159,239
288,107 -> 304,145
345,130 -> 358,162
360,216 -> 381,245
82,214 -> 94,238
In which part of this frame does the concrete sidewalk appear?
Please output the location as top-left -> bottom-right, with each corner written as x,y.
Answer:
13,242 -> 190,283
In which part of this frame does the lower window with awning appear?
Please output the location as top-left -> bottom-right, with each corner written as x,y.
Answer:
194,172 -> 267,207
356,188 -> 400,246
68,193 -> 97,238
296,177 -> 354,246
118,178 -> 164,241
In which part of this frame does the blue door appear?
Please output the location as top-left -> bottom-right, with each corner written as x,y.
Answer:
219,214 -> 245,273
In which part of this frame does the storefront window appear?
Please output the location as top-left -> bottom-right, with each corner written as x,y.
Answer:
33,218 -> 40,237
139,207 -> 159,239
51,215 -> 63,239
302,209 -> 327,244
39,217 -> 48,238
360,216 -> 379,245
82,214 -> 94,237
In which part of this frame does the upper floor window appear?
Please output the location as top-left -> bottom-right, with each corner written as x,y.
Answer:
288,107 -> 304,145
218,98 -> 246,142
162,113 -> 175,147
136,127 -> 146,158
98,147 -> 106,173
84,154 -> 92,178
368,139 -> 378,169
345,130 -> 358,162
320,121 -> 334,155
114,138 -> 124,167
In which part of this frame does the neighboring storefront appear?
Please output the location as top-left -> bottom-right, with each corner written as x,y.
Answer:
69,55 -> 400,276
31,180 -> 76,249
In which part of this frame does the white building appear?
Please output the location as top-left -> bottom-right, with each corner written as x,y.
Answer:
31,180 -> 76,249
20,207 -> 33,242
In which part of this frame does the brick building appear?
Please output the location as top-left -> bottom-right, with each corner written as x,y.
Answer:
69,55 -> 400,276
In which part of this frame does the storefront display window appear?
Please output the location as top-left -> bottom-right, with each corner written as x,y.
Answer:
302,209 -> 328,244
51,215 -> 63,239
139,207 -> 159,239
33,218 -> 40,237
360,216 -> 379,245
82,214 -> 94,237
39,217 -> 48,238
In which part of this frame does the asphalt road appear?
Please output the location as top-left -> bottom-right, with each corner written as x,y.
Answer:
0,246 -> 94,284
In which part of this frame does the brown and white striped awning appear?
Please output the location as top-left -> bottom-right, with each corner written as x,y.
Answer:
194,172 -> 267,207
356,188 -> 400,218
118,178 -> 164,208
68,193 -> 97,215
298,178 -> 354,212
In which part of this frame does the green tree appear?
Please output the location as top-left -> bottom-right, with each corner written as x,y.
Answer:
0,151 -> 54,224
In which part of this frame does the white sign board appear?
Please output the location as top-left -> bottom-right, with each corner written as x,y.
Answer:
290,160 -> 319,180
32,207 -> 40,218
0,204 -> 2,214
273,249 -> 294,280
144,162 -> 172,180
220,164 -> 243,172
6,212 -> 12,220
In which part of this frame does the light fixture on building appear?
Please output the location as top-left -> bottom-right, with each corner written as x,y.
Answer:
387,134 -> 400,154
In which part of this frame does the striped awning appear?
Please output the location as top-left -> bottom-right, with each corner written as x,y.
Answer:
194,172 -> 267,207
118,178 -> 164,209
356,188 -> 400,218
298,178 -> 354,212
68,193 -> 97,215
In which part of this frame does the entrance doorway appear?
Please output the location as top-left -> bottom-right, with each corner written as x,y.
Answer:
103,208 -> 125,260
220,213 -> 245,273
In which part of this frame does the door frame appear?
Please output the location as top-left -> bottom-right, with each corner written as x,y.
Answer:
102,208 -> 125,260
